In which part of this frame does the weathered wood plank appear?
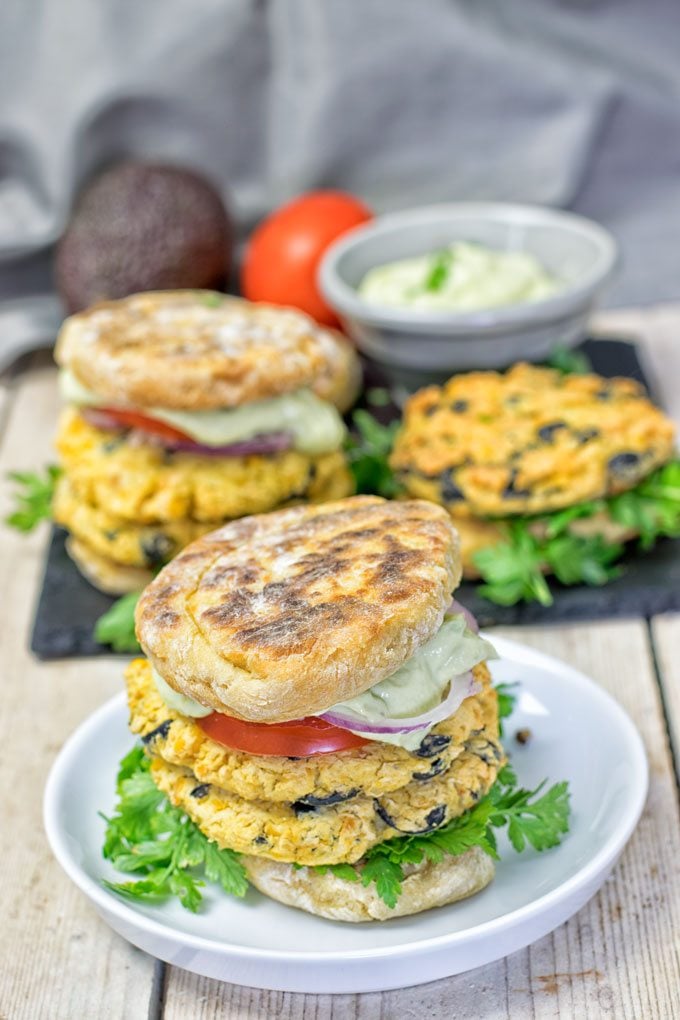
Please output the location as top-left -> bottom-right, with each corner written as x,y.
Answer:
0,358 -> 157,1020
650,614 -> 680,785
160,621 -> 680,1020
592,302 -> 680,424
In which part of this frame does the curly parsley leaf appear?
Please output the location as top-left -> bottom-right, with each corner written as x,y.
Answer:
345,409 -> 401,498
495,682 -> 518,738
101,746 -> 249,911
94,591 -> 142,653
5,465 -> 61,531
489,776 -> 571,853
472,460 -> 680,606
545,346 -> 592,376
324,765 -> 570,908
608,460 -> 680,550
474,522 -> 553,606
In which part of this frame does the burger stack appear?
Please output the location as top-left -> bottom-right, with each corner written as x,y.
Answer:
124,497 -> 505,922
52,290 -> 361,594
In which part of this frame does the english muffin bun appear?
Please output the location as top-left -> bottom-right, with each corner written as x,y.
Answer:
65,537 -> 154,596
136,496 -> 461,722
244,847 -> 495,922
54,290 -> 361,412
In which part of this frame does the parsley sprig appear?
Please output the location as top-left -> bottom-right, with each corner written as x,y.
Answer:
345,410 -> 401,498
308,765 -> 570,909
4,465 -> 61,531
474,460 -> 680,606
102,747 -> 248,911
495,681 -> 518,737
94,591 -> 142,653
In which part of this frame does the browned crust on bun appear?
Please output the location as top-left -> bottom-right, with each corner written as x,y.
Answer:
136,496 -> 461,722
244,847 -> 495,921
54,290 -> 361,411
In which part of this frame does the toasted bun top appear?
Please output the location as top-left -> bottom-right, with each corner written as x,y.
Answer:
54,290 -> 361,411
135,496 -> 461,722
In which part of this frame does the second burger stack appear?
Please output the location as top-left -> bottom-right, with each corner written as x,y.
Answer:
52,290 -> 361,594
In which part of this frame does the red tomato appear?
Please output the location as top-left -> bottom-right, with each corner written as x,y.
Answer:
94,407 -> 193,443
241,190 -> 373,326
199,711 -> 369,757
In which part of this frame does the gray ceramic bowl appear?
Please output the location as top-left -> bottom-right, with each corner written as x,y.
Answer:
319,202 -> 618,387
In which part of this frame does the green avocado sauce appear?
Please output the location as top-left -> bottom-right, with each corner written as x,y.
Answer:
358,241 -> 558,312
59,369 -> 346,456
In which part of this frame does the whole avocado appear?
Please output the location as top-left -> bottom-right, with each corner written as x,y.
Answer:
55,161 -> 232,312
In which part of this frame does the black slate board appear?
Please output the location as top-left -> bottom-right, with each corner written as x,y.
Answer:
30,338 -> 678,659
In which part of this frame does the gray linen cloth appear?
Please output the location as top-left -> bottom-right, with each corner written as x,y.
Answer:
1,0 -> 679,369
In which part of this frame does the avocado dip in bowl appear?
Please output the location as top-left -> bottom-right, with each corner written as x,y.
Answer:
319,203 -> 618,387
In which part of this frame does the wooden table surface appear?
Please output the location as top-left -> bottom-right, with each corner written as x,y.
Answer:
1,305 -> 679,1020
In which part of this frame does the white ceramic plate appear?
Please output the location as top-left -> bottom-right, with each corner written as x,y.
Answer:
44,636 -> 647,994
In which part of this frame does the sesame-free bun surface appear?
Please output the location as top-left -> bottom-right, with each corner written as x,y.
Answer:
54,290 -> 361,411
136,497 -> 461,722
244,847 -> 495,922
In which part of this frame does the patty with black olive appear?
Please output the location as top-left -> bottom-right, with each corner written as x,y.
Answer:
390,362 -> 676,575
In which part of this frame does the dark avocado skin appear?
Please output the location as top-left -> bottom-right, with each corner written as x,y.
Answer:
55,161 -> 232,312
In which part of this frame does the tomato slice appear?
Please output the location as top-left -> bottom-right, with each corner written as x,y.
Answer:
94,407 -> 193,443
198,711 -> 369,757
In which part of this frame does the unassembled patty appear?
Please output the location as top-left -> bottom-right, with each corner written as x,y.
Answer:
126,657 -> 496,802
391,363 -> 675,517
55,407 -> 352,524
53,458 -> 352,571
149,722 -> 503,865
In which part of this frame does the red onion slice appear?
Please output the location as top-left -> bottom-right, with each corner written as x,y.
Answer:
81,407 -> 293,457
82,407 -> 124,431
164,432 -> 293,457
320,670 -> 480,735
448,598 -> 479,633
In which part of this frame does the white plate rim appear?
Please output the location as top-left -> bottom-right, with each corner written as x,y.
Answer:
44,634 -> 648,964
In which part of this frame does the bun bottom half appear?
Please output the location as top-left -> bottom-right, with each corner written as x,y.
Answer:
244,847 -> 494,923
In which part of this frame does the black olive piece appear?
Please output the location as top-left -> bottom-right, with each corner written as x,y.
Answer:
295,788 -> 360,808
576,428 -> 600,445
141,719 -> 173,744
502,471 -> 530,500
450,399 -> 468,413
189,783 -> 210,799
140,533 -> 174,568
375,801 -> 447,834
412,758 -> 447,782
440,470 -> 464,503
291,801 -> 319,816
103,436 -> 126,453
253,835 -> 270,846
466,738 -> 504,765
537,421 -> 567,443
413,733 -> 451,758
608,452 -> 641,476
